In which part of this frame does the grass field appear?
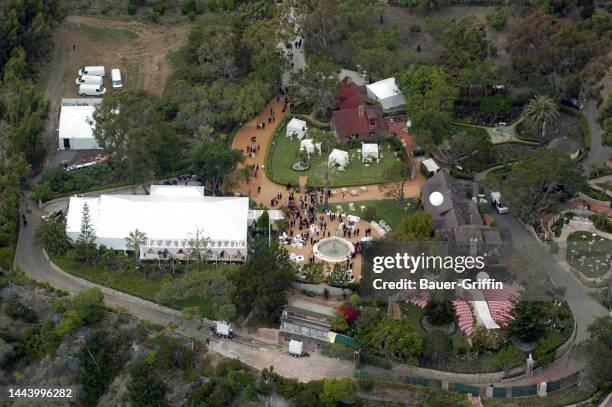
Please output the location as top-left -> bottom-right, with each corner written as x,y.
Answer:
267,120 -> 406,187
566,231 -> 612,278
317,198 -> 420,231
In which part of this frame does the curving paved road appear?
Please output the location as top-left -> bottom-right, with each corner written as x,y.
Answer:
582,100 -> 612,169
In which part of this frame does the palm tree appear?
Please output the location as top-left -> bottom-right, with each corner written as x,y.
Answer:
520,95 -> 559,148
125,229 -> 148,269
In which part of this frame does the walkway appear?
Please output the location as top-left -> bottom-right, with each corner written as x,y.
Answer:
582,99 -> 612,169
231,100 -> 425,207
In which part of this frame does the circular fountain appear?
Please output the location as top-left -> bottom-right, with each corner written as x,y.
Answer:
313,237 -> 355,263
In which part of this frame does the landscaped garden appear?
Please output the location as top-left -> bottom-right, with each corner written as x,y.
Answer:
267,118 -> 407,187
566,231 -> 612,278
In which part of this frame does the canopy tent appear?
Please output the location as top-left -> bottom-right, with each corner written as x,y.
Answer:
58,99 -> 103,150
66,186 -> 250,262
300,139 -> 321,155
366,77 -> 406,111
361,143 -> 379,162
422,158 -> 440,175
286,118 -> 308,140
328,149 -> 349,168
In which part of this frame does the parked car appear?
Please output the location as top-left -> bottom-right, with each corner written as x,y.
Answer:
111,68 -> 123,90
561,97 -> 583,110
490,191 -> 509,214
78,66 -> 106,77
75,74 -> 103,87
78,83 -> 106,97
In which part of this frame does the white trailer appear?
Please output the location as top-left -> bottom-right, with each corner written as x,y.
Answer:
211,321 -> 233,339
288,340 -> 309,357
490,192 -> 509,214
75,75 -> 104,87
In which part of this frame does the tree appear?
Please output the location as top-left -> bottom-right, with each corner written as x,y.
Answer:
291,55 -> 340,119
230,243 -> 296,324
157,268 -> 236,320
326,263 -> 351,288
320,379 -> 354,407
125,229 -> 148,269
507,11 -> 557,75
190,142 -> 243,195
508,301 -> 548,342
301,262 -> 325,284
355,317 -> 423,362
574,316 -> 612,389
396,66 -> 459,147
428,16 -> 491,69
424,299 -> 456,326
383,160 -> 412,203
331,312 -> 349,333
396,212 -> 436,241
128,361 -> 168,407
362,206 -> 377,222
498,149 -> 584,224
486,7 -> 507,30
92,90 -> 164,186
75,203 -> 97,263
35,218 -> 71,256
520,95 -> 559,148
55,288 -> 105,336
186,228 -> 211,266
309,128 -> 338,208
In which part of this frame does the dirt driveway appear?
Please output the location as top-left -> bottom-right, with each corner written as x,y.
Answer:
41,15 -> 191,165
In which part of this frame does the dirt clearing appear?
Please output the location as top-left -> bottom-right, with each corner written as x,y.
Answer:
46,16 -> 191,99
42,16 -> 191,162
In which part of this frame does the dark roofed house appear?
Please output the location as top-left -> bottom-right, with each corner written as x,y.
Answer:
331,104 -> 388,144
421,170 -> 482,235
421,170 -> 511,260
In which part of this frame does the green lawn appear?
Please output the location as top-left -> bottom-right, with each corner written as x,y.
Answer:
317,198 -> 419,232
566,231 -> 612,278
71,25 -> 139,42
267,119 -> 406,187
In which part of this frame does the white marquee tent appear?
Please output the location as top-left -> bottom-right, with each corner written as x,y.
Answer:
361,143 -> 379,162
366,77 -> 406,111
58,98 -> 103,150
66,186 -> 250,261
299,139 -> 321,155
328,149 -> 349,168
286,117 -> 308,140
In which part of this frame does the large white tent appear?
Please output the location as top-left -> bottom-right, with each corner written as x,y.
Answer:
58,98 -> 103,150
286,117 -> 308,140
66,186 -> 250,262
361,143 -> 379,162
366,77 -> 406,111
300,138 -> 321,155
328,149 -> 349,168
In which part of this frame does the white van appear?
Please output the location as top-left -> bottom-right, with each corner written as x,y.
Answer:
111,69 -> 123,90
75,75 -> 103,87
78,66 -> 105,77
78,83 -> 106,97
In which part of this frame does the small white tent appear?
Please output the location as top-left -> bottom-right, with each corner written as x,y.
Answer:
366,77 -> 406,111
286,118 -> 308,140
361,143 -> 379,162
328,149 -> 349,168
300,139 -> 321,155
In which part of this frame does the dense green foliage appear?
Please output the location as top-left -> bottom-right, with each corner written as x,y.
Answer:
498,149 -> 584,224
